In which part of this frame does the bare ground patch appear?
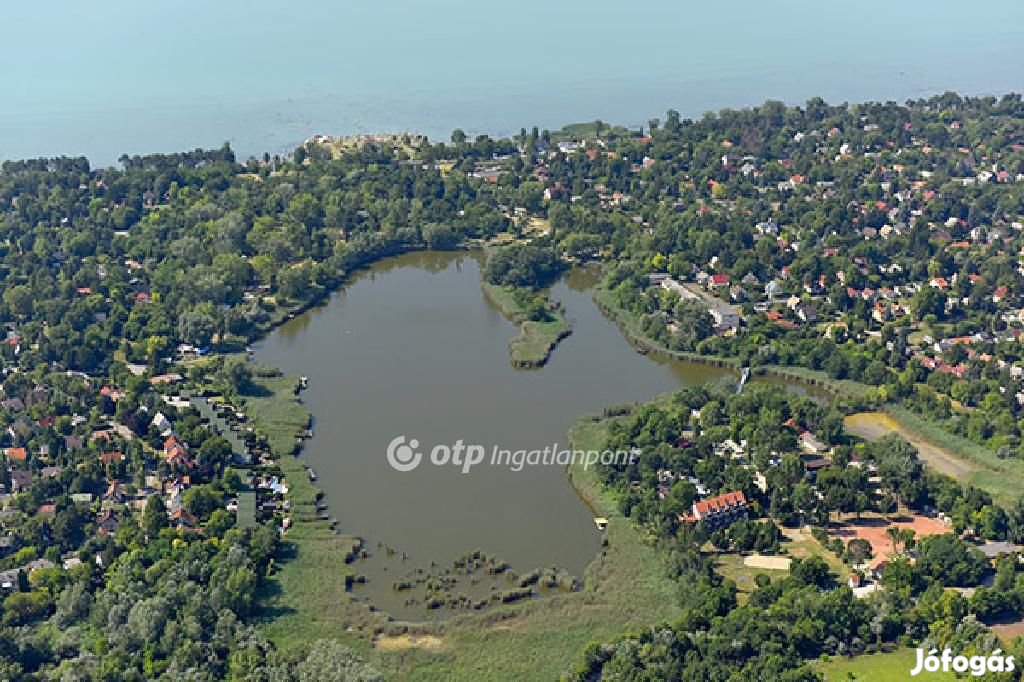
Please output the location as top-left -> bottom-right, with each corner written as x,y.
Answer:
845,412 -> 976,479
743,555 -> 792,570
375,634 -> 446,652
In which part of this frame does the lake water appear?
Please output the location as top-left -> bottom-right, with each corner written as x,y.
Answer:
2,0 -> 1022,165
252,251 -> 824,619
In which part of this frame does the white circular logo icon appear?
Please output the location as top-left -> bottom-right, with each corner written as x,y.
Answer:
386,436 -> 422,472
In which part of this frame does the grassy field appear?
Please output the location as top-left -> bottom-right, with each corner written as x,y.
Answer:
847,406 -> 1024,506
713,525 -> 847,604
713,552 -> 786,603
238,373 -> 310,459
780,526 -> 849,576
482,282 -> 571,368
815,649 -> 956,681
243,373 -> 389,654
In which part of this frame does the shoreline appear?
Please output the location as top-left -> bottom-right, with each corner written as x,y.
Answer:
592,285 -> 870,401
241,250 -> 677,637
244,248 -> 588,635
480,281 -> 572,369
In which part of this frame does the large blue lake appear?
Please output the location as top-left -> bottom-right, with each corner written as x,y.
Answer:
2,0 -> 1021,165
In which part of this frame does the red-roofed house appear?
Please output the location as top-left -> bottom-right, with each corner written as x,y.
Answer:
170,508 -> 197,530
689,491 -> 748,529
99,386 -> 123,401
708,274 -> 730,289
164,436 -> 192,468
100,451 -> 123,466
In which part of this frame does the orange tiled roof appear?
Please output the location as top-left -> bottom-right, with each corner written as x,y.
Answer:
693,491 -> 747,516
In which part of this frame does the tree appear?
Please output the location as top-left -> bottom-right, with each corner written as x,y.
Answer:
671,300 -> 715,351
220,357 -> 254,395
2,285 -> 33,318
483,244 -> 564,289
178,310 -> 216,347
182,485 -> 224,520
2,591 -> 51,626
286,193 -> 323,229
790,556 -> 831,588
915,534 -> 988,587
142,496 -> 168,539
422,223 -> 458,250
293,639 -> 382,681
846,538 -> 872,564
278,266 -> 310,299
912,286 -> 946,321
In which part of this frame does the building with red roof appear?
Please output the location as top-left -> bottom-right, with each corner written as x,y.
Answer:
686,491 -> 748,529
5,447 -> 27,463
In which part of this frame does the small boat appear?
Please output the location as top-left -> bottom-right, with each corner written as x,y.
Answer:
308,468 -> 318,482
594,517 -> 609,531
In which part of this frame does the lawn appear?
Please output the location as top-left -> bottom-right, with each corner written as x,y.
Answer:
815,649 -> 956,681
711,525 -> 847,604
777,525 -> 849,575
238,373 -> 310,459
713,552 -> 787,603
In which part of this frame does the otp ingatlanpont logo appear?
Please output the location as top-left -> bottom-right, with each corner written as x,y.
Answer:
385,436 -> 422,472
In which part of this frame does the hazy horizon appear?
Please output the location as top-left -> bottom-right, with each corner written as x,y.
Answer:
2,0 -> 1022,165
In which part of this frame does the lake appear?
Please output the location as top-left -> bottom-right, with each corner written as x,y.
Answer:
252,251 -> 823,619
2,0 -> 1022,165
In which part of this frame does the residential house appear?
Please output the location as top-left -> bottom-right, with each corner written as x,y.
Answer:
796,304 -> 818,323
686,491 -> 748,529
799,431 -> 829,455
710,302 -> 741,334
9,470 -> 32,493
170,508 -> 197,530
100,451 -> 123,467
5,448 -> 27,464
96,509 -> 120,536
164,435 -> 192,468
708,274 -> 730,289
